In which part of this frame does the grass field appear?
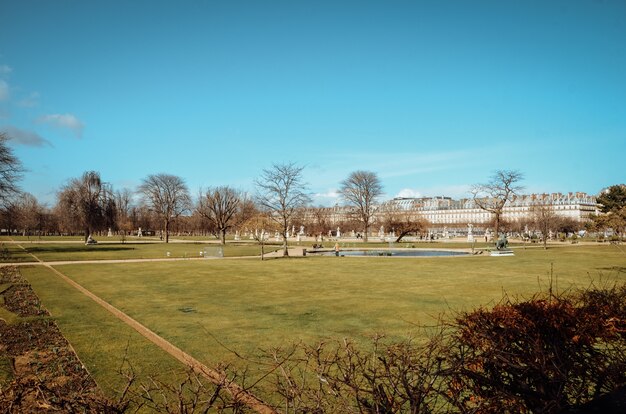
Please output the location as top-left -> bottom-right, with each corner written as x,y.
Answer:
17,243 -> 626,398
1,241 -> 283,262
1,236 -> 566,263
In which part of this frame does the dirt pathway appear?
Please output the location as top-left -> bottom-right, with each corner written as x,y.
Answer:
9,242 -> 278,414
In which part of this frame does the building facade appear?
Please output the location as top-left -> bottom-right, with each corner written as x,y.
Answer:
303,192 -> 599,233
380,192 -> 599,227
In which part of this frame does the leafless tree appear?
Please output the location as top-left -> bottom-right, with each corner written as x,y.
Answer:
241,209 -> 278,260
198,186 -> 242,245
0,133 -> 24,207
235,194 -> 257,231
138,174 -> 191,243
531,202 -> 559,249
471,169 -> 524,238
339,170 -> 383,242
114,188 -> 135,238
305,206 -> 331,240
13,193 -> 44,237
254,162 -> 310,256
380,205 -> 430,243
57,171 -> 115,243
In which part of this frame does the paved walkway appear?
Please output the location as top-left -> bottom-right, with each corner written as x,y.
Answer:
7,242 -> 277,414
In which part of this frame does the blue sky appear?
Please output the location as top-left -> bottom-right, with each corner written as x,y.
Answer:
1,0 -> 624,206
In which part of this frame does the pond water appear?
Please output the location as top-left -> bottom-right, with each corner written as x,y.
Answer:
313,249 -> 469,257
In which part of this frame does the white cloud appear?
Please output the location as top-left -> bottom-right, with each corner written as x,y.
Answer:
0,65 -> 11,76
1,125 -> 52,147
0,80 -> 8,101
37,113 -> 84,138
311,189 -> 340,206
396,188 -> 422,198
18,92 -> 40,108
314,190 -> 339,199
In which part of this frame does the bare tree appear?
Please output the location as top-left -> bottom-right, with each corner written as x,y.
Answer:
198,186 -> 242,245
241,209 -> 278,260
114,188 -> 135,238
471,170 -> 524,238
381,205 -> 430,243
531,202 -> 559,249
138,174 -> 191,243
0,133 -> 24,207
14,193 -> 44,237
305,206 -> 331,240
57,171 -> 115,243
254,162 -> 310,257
339,170 -> 383,242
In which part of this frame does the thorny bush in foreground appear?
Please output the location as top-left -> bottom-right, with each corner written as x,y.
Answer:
262,284 -> 626,413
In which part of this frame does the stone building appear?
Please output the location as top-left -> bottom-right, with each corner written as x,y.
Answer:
302,192 -> 599,234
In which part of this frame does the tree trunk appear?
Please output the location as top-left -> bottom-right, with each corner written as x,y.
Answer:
283,232 -> 289,257
395,230 -> 410,243
494,212 -> 500,241
363,223 -> 369,242
165,219 -> 170,243
220,228 -> 226,245
84,227 -> 89,243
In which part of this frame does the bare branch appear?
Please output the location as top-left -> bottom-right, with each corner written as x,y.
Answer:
254,162 -> 310,256
138,173 -> 191,243
339,170 -> 383,242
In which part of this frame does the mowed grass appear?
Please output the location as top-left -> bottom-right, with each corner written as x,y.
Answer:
22,245 -> 626,376
21,266 -> 184,397
3,241 -> 280,262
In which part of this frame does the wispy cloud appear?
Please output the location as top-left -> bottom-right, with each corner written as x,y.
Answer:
0,80 -> 8,101
396,188 -> 422,198
311,189 -> 340,206
37,113 -> 84,138
18,92 -> 40,108
1,125 -> 52,147
0,65 -> 11,76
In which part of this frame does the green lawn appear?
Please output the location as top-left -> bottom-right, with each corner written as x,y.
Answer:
21,266 -> 184,397
1,241 -> 281,262
1,235 -> 595,264
15,244 -> 625,402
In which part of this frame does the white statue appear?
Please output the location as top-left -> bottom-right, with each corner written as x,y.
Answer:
336,227 -> 341,238
137,227 -> 143,237
467,223 -> 474,243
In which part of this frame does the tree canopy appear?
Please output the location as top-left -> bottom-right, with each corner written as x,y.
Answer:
597,184 -> 626,213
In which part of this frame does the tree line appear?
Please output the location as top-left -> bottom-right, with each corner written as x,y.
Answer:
1,134 -> 624,246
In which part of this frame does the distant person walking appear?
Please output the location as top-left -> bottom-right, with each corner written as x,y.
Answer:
334,242 -> 340,256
